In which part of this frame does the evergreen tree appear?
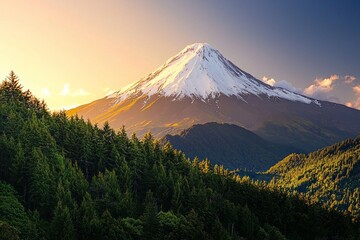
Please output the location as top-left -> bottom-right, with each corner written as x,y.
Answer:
0,182 -> 31,239
143,191 -> 160,240
76,193 -> 98,240
0,71 -> 25,102
0,221 -> 20,240
50,201 -> 76,240
29,148 -> 56,217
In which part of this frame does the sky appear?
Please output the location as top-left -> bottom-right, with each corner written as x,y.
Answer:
1,0 -> 360,110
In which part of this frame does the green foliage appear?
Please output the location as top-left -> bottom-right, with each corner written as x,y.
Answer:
0,220 -> 20,240
0,72 -> 359,239
142,191 -> 159,240
50,201 -> 76,240
0,182 -> 25,227
268,136 -> 360,221
121,217 -> 143,239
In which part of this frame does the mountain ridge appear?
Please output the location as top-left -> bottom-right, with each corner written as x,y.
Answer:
165,122 -> 297,171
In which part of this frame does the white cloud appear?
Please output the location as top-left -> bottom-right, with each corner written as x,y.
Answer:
261,76 -> 301,93
103,87 -> 116,96
40,87 -> 51,96
72,88 -> 90,96
345,75 -> 357,84
262,74 -> 360,108
53,104 -> 80,111
59,84 -> 90,97
60,84 -> 70,96
303,75 -> 339,101
261,76 -> 276,86
274,80 -> 302,94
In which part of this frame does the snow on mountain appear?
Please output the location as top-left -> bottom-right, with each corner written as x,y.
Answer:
109,43 -> 319,105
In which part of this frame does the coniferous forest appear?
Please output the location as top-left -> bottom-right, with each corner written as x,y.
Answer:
1,72 -> 359,239
267,137 -> 360,221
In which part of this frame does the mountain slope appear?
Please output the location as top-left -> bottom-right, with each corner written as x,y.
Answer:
165,122 -> 296,171
109,43 -> 316,104
68,42 -> 360,160
267,136 -> 360,219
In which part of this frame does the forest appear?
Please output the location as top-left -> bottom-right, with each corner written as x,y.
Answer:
0,71 -> 359,240
268,136 -> 360,221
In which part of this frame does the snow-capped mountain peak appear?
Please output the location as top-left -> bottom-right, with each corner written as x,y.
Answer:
109,43 -> 318,105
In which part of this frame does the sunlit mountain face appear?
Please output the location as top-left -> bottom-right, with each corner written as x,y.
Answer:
68,43 -> 360,157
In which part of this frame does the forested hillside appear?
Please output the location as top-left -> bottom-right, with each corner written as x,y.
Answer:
165,123 -> 295,171
268,136 -> 360,221
0,72 -> 359,239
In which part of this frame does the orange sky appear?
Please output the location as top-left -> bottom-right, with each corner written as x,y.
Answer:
0,1 -> 191,109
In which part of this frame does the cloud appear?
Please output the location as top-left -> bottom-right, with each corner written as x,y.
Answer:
261,76 -> 276,86
262,74 -> 360,108
59,84 -> 90,97
353,99 -> 360,109
344,85 -> 360,110
72,88 -> 90,96
274,80 -> 302,94
353,85 -> 360,94
346,97 -> 360,110
60,84 -> 70,96
304,75 -> 339,94
103,87 -> 116,96
261,76 -> 301,93
345,75 -> 357,84
40,87 -> 51,96
55,104 -> 80,110
345,102 -> 353,107
303,75 -> 339,101
351,85 -> 360,109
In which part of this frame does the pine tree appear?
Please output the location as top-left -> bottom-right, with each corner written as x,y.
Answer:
0,134 -> 16,182
50,201 -> 76,240
143,191 -> 159,240
76,192 -> 98,240
29,148 -> 56,217
0,182 -> 31,239
0,71 -> 24,102
238,205 -> 258,239
199,158 -> 211,174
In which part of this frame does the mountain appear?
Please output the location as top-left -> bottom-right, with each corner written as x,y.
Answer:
68,42 -> 360,154
267,136 -> 360,219
165,122 -> 296,171
108,43 -> 314,103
